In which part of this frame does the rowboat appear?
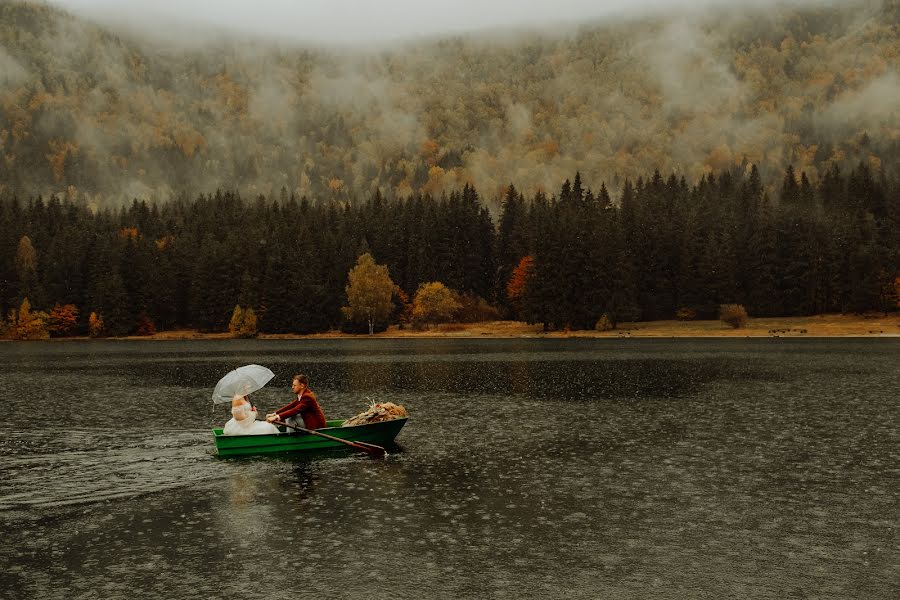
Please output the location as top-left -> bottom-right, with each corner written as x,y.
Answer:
213,417 -> 408,457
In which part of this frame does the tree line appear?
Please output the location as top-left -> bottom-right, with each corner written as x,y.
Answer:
0,163 -> 897,338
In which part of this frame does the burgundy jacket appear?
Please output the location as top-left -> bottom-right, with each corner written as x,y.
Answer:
275,389 -> 327,430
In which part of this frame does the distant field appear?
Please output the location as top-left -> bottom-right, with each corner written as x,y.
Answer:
121,314 -> 900,340
367,315 -> 900,338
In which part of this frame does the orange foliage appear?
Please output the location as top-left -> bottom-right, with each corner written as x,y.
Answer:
328,178 -> 344,191
540,139 -> 559,159
394,288 -> 413,325
895,276 -> 900,308
506,255 -> 534,303
88,312 -> 104,338
48,304 -> 79,336
420,138 -> 440,164
118,227 -> 140,240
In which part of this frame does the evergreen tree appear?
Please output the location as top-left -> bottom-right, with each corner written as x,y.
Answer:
86,235 -> 131,336
190,235 -> 238,332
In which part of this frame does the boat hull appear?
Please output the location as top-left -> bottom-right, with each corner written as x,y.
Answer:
213,418 -> 407,457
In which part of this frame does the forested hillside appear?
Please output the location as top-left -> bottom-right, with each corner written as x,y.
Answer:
0,0 -> 898,206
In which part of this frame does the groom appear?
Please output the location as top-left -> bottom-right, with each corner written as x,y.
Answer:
266,374 -> 327,431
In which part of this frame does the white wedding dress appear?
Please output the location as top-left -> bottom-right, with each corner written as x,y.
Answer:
223,410 -> 279,436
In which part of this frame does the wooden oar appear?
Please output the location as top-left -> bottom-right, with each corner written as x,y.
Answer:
273,420 -> 386,457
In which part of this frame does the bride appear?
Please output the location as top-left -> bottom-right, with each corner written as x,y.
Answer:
223,395 -> 279,435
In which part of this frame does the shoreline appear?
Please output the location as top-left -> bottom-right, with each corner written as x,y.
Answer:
12,314 -> 899,341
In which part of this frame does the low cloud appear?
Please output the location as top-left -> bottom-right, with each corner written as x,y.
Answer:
822,71 -> 900,131
0,46 -> 29,86
49,0 -> 828,47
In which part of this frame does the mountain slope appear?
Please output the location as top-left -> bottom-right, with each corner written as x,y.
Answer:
0,0 -> 897,205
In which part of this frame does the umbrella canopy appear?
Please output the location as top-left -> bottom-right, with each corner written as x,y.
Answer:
212,364 -> 275,404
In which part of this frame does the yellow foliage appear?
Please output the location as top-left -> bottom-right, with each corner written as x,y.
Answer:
28,91 -> 52,112
175,127 -> 205,158
412,282 -> 461,327
5,298 -> 50,340
241,308 -> 258,337
342,253 -> 397,334
228,305 -> 258,338
45,139 -> 78,183
213,72 -> 249,116
395,178 -> 413,198
422,165 -> 445,195
706,144 -> 734,172
88,312 -> 104,338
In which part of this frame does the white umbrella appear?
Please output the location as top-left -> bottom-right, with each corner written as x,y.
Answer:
212,364 -> 275,404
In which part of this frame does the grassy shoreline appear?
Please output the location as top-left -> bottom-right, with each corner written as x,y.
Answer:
17,313 -> 899,341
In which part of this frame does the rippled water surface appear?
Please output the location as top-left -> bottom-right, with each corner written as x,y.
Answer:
1,338 -> 897,599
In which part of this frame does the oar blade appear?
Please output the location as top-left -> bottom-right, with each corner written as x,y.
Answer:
351,441 -> 387,457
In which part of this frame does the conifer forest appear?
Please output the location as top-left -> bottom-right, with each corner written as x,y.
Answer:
1,162 -> 897,337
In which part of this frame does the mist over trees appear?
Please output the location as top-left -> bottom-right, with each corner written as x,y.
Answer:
0,0 -> 898,206
1,163 -> 897,337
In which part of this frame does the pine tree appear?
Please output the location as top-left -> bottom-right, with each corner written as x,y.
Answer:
190,235 -> 238,332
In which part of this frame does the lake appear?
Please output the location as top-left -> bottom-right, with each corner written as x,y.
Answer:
0,338 -> 897,599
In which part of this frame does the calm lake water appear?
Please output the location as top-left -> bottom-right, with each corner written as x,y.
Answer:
0,338 -> 897,599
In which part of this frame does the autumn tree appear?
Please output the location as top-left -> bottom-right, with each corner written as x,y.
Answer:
506,255 -> 534,319
241,307 -> 258,337
88,312 -> 104,337
412,281 -> 461,328
496,185 -> 530,303
228,305 -> 258,338
342,253 -> 397,335
228,305 -> 244,336
5,298 -> 50,340
47,303 -> 79,337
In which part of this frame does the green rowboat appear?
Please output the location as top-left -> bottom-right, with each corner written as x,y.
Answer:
213,417 -> 408,457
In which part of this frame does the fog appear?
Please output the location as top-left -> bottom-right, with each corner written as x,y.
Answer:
1,0 -> 893,205
49,0 -> 826,47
